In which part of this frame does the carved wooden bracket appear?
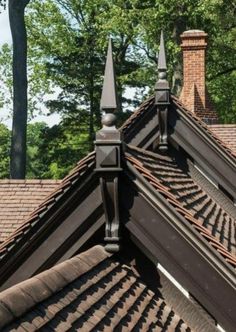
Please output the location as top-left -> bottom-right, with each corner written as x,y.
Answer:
100,174 -> 120,252
95,129 -> 123,252
158,106 -> 168,151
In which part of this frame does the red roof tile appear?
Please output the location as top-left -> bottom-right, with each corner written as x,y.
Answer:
208,124 -> 236,155
0,180 -> 61,243
0,152 -> 96,260
125,145 -> 236,269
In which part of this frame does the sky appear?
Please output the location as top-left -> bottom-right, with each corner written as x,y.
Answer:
0,8 -> 61,128
0,8 -> 11,46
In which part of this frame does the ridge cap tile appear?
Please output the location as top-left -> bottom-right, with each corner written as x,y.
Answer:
78,244 -> 112,266
0,302 -> 14,329
0,245 -> 109,329
34,269 -> 69,295
0,245 -> 195,331
0,286 -> 35,320
51,260 -> 85,285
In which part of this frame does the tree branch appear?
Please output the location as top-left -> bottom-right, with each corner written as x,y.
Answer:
209,67 -> 236,80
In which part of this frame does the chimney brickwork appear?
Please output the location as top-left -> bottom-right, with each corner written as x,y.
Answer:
180,30 -> 218,124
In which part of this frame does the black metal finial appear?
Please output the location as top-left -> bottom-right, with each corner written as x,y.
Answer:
95,37 -> 123,254
100,38 -> 117,128
155,31 -> 169,95
158,30 -> 167,73
155,30 -> 170,105
155,31 -> 170,151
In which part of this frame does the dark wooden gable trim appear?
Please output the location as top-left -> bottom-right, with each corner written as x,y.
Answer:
122,96 -> 236,201
123,100 -> 158,148
120,166 -> 236,332
0,174 -> 105,291
169,101 -> 236,201
124,240 -> 218,332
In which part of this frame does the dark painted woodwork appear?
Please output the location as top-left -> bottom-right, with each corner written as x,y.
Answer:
124,105 -> 157,146
0,176 -> 101,290
169,103 -> 236,200
157,106 -> 168,150
95,131 -> 122,252
124,97 -> 236,202
55,214 -> 104,265
120,171 -> 236,332
155,31 -> 170,151
35,207 -> 104,273
124,240 -> 218,332
100,175 -> 121,252
95,126 -> 122,252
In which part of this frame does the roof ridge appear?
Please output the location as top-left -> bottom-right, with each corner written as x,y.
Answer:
0,245 -> 110,329
0,179 -> 62,184
209,124 -> 236,127
126,144 -> 172,162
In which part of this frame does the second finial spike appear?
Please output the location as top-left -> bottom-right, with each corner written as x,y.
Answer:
100,38 -> 117,126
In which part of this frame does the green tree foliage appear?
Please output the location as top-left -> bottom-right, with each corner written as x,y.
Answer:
0,123 -> 10,178
203,0 -> 236,123
0,120 -> 90,180
24,0 -> 236,124
28,121 -> 90,179
25,0 -> 144,143
0,0 -> 235,179
0,44 -> 12,110
34,115 -> 90,179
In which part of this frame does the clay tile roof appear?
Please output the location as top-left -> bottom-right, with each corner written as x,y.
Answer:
208,124 -> 236,155
0,152 -> 96,261
125,145 -> 236,269
0,180 -> 61,243
0,245 -> 191,331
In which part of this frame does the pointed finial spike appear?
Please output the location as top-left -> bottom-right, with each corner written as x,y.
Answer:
100,38 -> 117,112
158,30 -> 167,71
155,31 -> 170,151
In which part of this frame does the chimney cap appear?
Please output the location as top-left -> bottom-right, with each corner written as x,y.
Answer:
180,30 -> 207,38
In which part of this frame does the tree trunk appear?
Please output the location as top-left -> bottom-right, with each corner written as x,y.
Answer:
89,72 -> 94,150
9,0 -> 30,179
171,22 -> 186,96
88,35 -> 95,150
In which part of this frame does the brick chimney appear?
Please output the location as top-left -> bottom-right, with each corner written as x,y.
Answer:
180,30 -> 218,124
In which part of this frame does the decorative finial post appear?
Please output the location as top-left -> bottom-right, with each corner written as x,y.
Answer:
155,31 -> 170,151
95,38 -> 122,253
